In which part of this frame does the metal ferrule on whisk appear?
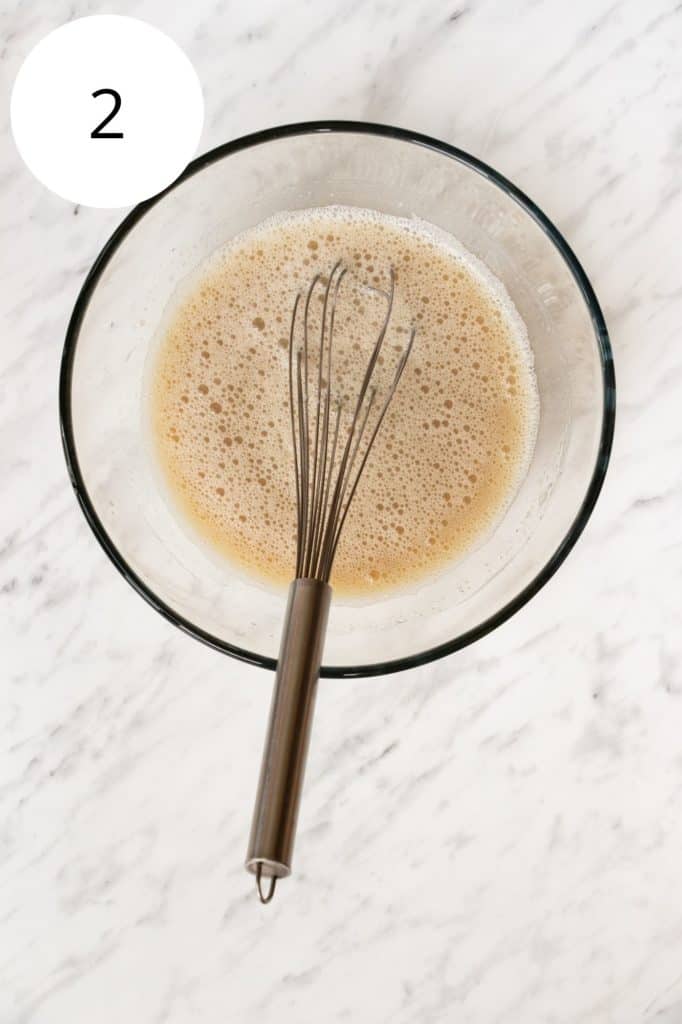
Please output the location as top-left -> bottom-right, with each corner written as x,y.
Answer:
246,261 -> 415,903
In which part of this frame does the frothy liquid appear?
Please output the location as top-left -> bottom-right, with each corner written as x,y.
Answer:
148,207 -> 538,595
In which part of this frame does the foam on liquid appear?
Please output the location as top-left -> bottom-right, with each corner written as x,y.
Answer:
148,207 -> 539,595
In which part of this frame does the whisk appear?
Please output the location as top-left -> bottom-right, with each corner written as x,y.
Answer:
245,260 -> 415,903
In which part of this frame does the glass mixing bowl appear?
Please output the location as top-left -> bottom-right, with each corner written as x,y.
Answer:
60,121 -> 615,677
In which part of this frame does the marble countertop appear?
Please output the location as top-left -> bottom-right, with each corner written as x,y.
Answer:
2,1 -> 681,1021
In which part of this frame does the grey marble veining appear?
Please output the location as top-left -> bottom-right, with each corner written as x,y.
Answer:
1,0 -> 681,1021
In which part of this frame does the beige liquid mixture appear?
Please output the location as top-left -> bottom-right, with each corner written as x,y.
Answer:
148,207 -> 538,595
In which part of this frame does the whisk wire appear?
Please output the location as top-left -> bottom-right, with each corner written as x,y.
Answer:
288,262 -> 413,584
306,262 -> 346,578
305,273 -> 327,577
313,398 -> 343,578
318,385 -> 376,582
327,326 -> 416,571
350,266 -> 396,420
288,292 -> 302,556
316,266 -> 347,568
295,349 -> 307,578
315,269 -> 395,581
299,275 -> 320,573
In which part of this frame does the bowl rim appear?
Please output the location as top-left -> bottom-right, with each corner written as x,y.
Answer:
59,119 -> 616,679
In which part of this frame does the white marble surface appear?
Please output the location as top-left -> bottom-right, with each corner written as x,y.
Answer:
2,0 -> 681,1021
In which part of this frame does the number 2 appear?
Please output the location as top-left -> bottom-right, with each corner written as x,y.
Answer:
91,88 -> 123,139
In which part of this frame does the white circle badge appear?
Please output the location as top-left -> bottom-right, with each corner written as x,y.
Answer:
10,16 -> 204,208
